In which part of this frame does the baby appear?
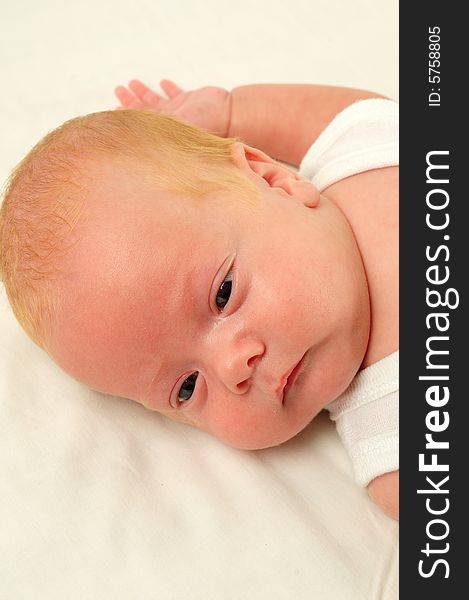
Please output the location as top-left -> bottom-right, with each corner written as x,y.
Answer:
0,80 -> 399,519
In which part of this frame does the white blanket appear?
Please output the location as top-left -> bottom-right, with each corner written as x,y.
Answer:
0,1 -> 398,597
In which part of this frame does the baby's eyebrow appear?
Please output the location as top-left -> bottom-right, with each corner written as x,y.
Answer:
142,255 -> 214,406
143,359 -> 169,408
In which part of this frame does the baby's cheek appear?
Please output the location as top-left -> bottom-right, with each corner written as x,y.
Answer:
205,405 -> 290,450
148,403 -> 197,428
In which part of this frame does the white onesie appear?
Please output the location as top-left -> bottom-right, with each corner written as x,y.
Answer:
299,98 -> 399,487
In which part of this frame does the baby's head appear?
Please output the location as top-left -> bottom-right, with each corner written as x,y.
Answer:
0,110 -> 370,449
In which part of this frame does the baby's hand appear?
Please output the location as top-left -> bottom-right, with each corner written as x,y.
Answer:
114,79 -> 232,137
368,469 -> 399,520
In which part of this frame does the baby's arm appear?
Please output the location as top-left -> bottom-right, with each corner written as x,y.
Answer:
115,80 -> 386,167
228,83 -> 387,166
368,470 -> 399,520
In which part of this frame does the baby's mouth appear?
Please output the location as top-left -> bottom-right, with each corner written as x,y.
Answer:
277,352 -> 307,404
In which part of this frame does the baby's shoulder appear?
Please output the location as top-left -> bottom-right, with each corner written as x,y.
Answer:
325,166 -> 399,367
323,165 -> 398,219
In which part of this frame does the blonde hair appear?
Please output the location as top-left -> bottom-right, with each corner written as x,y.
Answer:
0,109 -> 260,352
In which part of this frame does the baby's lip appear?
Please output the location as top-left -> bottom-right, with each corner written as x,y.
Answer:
276,353 -> 306,404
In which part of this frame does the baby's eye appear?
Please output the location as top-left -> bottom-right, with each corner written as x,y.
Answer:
178,372 -> 199,402
216,272 -> 233,311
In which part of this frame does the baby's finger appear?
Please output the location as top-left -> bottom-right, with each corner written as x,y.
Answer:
128,80 -> 163,107
115,86 -> 145,109
115,86 -> 137,107
160,79 -> 184,99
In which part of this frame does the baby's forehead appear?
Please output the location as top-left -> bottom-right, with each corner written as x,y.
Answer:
71,179 -> 211,278
86,161 -> 246,232
57,179 -> 227,337
75,157 -> 266,287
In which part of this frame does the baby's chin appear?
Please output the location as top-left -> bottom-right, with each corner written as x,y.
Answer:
220,431 -> 304,451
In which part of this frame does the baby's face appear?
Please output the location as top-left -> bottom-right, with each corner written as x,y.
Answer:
48,148 -> 370,449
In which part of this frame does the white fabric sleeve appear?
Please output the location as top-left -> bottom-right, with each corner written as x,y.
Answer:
299,98 -> 399,192
325,351 -> 399,487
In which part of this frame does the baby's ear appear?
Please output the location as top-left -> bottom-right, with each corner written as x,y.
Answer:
230,142 -> 320,208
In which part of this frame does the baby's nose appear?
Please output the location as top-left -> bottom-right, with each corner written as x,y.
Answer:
212,336 -> 265,394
